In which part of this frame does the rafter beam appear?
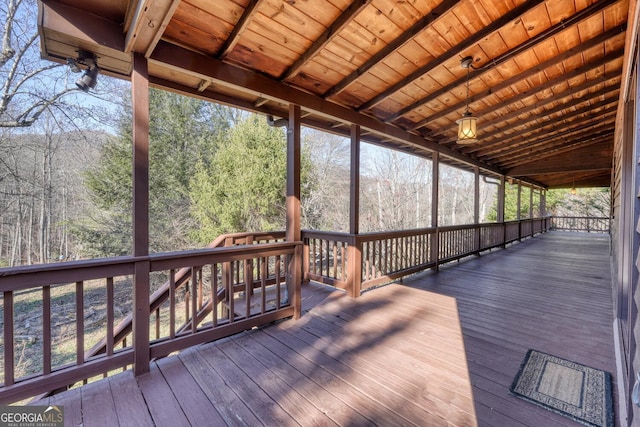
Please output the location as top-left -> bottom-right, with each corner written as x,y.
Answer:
217,0 -> 261,59
488,122 -> 615,164
482,117 -> 616,161
124,0 -> 180,56
390,22 -> 625,125
281,0 -> 372,81
148,40 -> 504,175
503,134 -> 613,170
355,0 -> 548,112
323,0 -> 460,98
467,102 -> 618,155
507,144 -> 612,175
457,86 -> 620,150
412,49 -> 624,131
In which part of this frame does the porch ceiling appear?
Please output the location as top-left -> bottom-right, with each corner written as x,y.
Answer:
38,0 -> 631,188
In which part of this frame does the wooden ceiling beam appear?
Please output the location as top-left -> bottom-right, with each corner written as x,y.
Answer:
488,123 -> 615,165
148,40 -> 505,176
355,0 -> 548,112
467,102 -> 618,154
481,118 -> 616,161
280,0 -> 372,81
412,49 -> 624,131
394,23 -> 625,125
507,145 -> 612,176
124,0 -> 180,56
459,84 -> 620,151
217,0 -> 261,59
322,0 -> 461,98
502,134 -> 613,170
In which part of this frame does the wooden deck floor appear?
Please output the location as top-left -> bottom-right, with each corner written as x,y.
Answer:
34,231 -> 616,426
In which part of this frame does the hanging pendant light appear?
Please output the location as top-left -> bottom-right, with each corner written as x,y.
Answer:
457,56 -> 478,145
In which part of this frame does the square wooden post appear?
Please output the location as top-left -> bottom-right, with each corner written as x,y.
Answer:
286,104 -> 302,319
431,152 -> 439,270
348,124 -> 361,297
474,166 -> 480,252
132,53 -> 150,376
499,176 -> 506,246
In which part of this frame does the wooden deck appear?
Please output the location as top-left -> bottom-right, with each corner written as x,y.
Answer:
33,231 -> 616,426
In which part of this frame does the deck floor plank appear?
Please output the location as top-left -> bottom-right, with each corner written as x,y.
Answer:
216,336 -> 338,427
30,232 -> 616,427
136,364 -> 190,427
79,378 -> 119,427
108,372 -> 154,427
194,342 -> 301,426
178,349 -> 262,427
155,356 -> 227,426
231,331 -> 374,426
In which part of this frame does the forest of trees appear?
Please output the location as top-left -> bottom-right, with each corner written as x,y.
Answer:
0,0 -> 611,268
0,86 -> 612,267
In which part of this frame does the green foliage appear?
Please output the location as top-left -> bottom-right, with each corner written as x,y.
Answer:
485,184 -> 610,222
75,89 -> 224,256
189,115 -> 289,243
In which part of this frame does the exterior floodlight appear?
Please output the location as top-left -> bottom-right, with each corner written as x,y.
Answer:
76,66 -> 99,91
68,51 -> 99,92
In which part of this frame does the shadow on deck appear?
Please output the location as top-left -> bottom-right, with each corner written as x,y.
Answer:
34,231 -> 616,426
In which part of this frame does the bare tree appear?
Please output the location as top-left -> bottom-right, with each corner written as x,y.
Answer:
0,0 -> 125,129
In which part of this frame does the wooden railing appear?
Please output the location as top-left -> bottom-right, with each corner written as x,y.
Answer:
0,215 -> 567,403
303,217 -> 551,295
0,239 -> 300,404
550,216 -> 610,233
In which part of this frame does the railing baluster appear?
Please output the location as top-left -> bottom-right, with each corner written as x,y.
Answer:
275,255 -> 281,310
76,281 -> 84,365
184,280 -> 190,327
261,257 -> 267,315
212,264 -> 218,327
106,277 -> 114,356
155,308 -> 160,339
228,262 -> 235,323
4,290 -> 14,386
43,286 -> 51,375
244,260 -> 251,320
169,269 -> 176,339
191,267 -> 198,333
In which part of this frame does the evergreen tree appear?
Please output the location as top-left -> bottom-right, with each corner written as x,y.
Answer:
189,114 -> 311,244
75,89 -> 225,256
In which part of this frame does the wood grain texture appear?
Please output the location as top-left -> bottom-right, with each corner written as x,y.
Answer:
27,232 -> 615,426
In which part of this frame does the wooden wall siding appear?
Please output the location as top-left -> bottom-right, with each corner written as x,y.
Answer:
38,0 -> 632,189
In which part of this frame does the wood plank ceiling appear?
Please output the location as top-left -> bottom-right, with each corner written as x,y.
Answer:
38,0 -> 631,188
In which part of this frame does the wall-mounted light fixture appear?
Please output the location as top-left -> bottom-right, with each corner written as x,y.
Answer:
67,51 -> 99,92
456,56 -> 478,145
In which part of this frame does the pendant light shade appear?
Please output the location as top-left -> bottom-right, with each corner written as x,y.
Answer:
456,112 -> 478,144
456,56 -> 478,145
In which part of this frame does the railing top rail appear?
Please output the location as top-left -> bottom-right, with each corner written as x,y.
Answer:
0,241 -> 301,292
302,230 -> 352,240
149,240 -> 300,271
209,230 -> 286,247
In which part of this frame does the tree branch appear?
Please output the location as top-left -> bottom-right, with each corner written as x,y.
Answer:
0,0 -> 21,68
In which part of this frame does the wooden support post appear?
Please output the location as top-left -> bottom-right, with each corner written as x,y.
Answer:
529,185 -> 534,221
132,53 -> 150,376
431,152 -> 439,270
499,176 -> 506,246
286,104 -> 302,319
348,124 -> 362,297
474,166 -> 480,252
516,181 -> 522,241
